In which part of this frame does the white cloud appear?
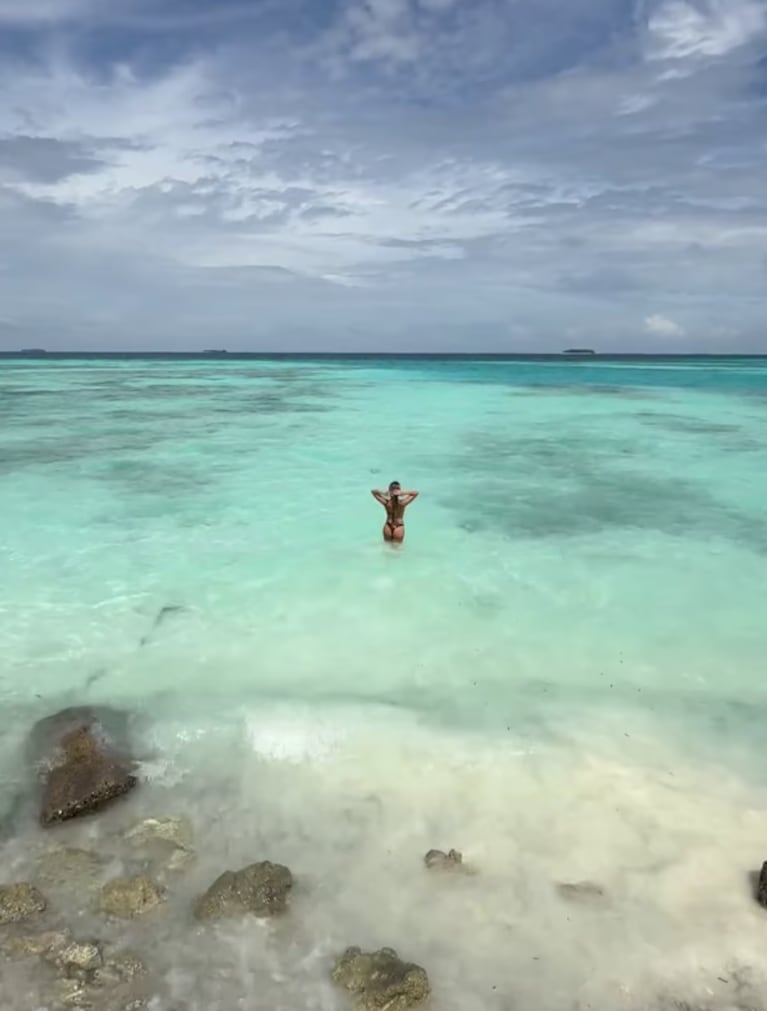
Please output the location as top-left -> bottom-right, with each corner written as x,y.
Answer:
647,0 -> 766,60
644,313 -> 686,336
335,0 -> 421,65
0,55 -> 517,281
617,93 -> 657,115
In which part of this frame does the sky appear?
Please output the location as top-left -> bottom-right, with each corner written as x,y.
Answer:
0,0 -> 765,351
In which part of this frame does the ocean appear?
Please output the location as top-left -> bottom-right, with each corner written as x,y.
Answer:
2,354 -> 767,1011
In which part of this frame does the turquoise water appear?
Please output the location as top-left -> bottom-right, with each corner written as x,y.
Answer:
2,356 -> 767,1010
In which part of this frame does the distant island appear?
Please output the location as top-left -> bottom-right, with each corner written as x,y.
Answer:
202,349 -> 228,355
562,348 -> 596,356
19,348 -> 48,355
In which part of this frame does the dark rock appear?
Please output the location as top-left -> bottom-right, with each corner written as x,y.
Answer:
424,848 -> 463,870
100,876 -> 166,919
28,707 -> 131,769
332,947 -> 431,1011
28,707 -> 136,826
755,862 -> 767,908
0,882 -> 47,923
193,861 -> 293,921
40,723 -> 137,826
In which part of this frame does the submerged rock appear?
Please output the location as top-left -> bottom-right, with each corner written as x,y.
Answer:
193,861 -> 293,921
100,875 -> 166,919
164,848 -> 195,874
94,951 -> 147,987
126,816 -> 192,851
1,929 -> 69,959
0,882 -> 47,924
125,816 -> 195,875
332,947 -> 431,1011
36,846 -> 107,893
52,977 -> 96,1009
424,849 -> 463,871
556,881 -> 607,905
42,941 -> 148,1010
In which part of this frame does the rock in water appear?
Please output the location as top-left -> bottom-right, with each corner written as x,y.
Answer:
28,706 -> 131,767
125,816 -> 195,875
38,715 -> 137,825
100,876 -> 166,919
50,941 -> 104,979
193,861 -> 293,921
126,816 -> 193,852
0,882 -> 47,924
755,862 -> 767,908
29,707 -> 137,825
51,977 -> 96,1009
332,947 -> 431,1011
35,847 -> 107,893
36,937 -> 147,1010
3,708 -> 130,838
424,849 -> 463,871
93,951 -> 147,986
1,930 -> 69,959
44,948 -> 147,1010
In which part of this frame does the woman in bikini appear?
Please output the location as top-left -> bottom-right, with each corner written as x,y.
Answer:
371,481 -> 419,544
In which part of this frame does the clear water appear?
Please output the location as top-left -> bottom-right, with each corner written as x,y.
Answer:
2,356 -> 767,1010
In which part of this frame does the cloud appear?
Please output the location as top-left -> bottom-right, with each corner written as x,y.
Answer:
0,136 -> 111,182
644,314 -> 686,337
0,0 -> 765,349
647,0 -> 767,60
324,0 -> 422,67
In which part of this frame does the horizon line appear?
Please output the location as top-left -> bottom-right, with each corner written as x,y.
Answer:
1,350 -> 767,360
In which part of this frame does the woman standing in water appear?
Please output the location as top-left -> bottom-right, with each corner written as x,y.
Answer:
371,481 -> 419,544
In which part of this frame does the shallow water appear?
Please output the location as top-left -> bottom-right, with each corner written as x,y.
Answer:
2,356 -> 767,1010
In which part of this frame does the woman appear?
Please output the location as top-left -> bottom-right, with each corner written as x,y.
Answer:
371,481 -> 419,544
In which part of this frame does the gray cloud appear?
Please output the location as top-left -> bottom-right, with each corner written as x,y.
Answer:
0,135 -> 108,182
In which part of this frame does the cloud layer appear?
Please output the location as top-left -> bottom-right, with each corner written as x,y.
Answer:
0,0 -> 765,350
